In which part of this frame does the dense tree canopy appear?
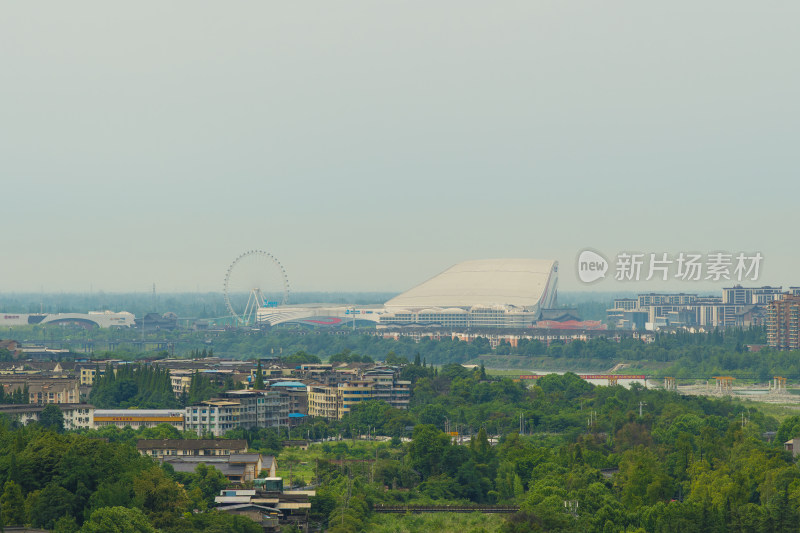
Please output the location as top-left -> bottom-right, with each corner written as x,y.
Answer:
302,362 -> 800,533
4,322 -> 800,532
90,364 -> 177,409
0,419 -> 260,532
39,404 -> 65,433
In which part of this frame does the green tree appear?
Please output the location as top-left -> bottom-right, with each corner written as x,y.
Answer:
90,364 -> 177,409
39,404 -> 65,432
53,514 -> 80,533
341,400 -> 393,435
408,424 -> 451,478
0,480 -> 25,526
254,360 -> 265,390
495,461 -> 525,502
775,415 -> 800,445
181,511 -> 262,533
132,466 -> 188,528
192,463 -> 229,507
140,423 -> 181,440
384,351 -> 408,365
282,351 -> 322,365
27,484 -> 77,530
80,506 -> 157,533
615,446 -> 673,508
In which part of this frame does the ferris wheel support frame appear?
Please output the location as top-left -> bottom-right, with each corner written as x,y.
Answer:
223,250 -> 290,326
241,288 -> 266,327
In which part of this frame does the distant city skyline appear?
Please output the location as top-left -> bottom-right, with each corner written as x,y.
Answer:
2,2 -> 798,294
0,251 -> 795,296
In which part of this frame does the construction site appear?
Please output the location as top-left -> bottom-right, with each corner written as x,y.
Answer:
661,375 -> 800,404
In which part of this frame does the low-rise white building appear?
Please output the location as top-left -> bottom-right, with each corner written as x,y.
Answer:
94,409 -> 185,431
0,403 -> 94,430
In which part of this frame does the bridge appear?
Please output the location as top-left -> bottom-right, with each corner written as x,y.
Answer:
518,374 -> 647,380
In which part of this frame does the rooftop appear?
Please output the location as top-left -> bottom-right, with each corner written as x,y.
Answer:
95,409 -> 184,417
269,381 -> 306,388
385,259 -> 557,311
136,439 -> 248,450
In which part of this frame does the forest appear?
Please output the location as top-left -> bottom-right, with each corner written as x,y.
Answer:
4,323 -> 800,531
14,321 -> 787,372
2,356 -> 800,531
12,318 -> 800,384
296,363 -> 800,532
80,358 -> 800,532
89,363 -> 242,409
0,421 -> 261,532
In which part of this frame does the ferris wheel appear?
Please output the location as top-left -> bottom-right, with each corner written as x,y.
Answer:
223,250 -> 290,326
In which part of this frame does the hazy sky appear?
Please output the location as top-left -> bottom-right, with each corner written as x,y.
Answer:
2,2 -> 798,295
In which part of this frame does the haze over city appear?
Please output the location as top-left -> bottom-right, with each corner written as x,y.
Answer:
3,1 -> 798,294
4,5 -> 800,532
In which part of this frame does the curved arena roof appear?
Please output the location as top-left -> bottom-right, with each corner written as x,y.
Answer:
385,259 -> 558,311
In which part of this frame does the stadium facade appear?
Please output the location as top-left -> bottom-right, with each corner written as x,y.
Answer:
0,311 -> 135,328
1,259 -> 559,331
381,259 -> 558,329
256,258 -> 559,329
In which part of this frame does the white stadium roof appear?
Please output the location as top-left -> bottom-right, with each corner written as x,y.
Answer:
385,259 -> 557,311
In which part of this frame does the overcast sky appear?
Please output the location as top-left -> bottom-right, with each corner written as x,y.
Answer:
2,2 -> 798,295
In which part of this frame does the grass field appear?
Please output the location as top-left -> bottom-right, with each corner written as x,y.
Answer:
276,440 -> 386,486
484,365 -> 800,424
733,398 -> 800,422
275,445 -> 324,486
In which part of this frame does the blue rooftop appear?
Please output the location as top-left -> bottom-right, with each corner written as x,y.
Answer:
270,381 -> 306,388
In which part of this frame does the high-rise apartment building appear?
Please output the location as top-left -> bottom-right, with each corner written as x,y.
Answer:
767,294 -> 800,350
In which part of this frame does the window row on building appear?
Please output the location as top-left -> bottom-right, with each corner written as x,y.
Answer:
608,286 -> 799,330
379,306 -> 541,329
307,370 -> 410,420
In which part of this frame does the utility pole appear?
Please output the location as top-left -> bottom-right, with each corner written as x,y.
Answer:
371,446 -> 377,484
639,401 -> 647,418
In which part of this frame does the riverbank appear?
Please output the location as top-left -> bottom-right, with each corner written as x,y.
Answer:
474,355 -> 671,375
